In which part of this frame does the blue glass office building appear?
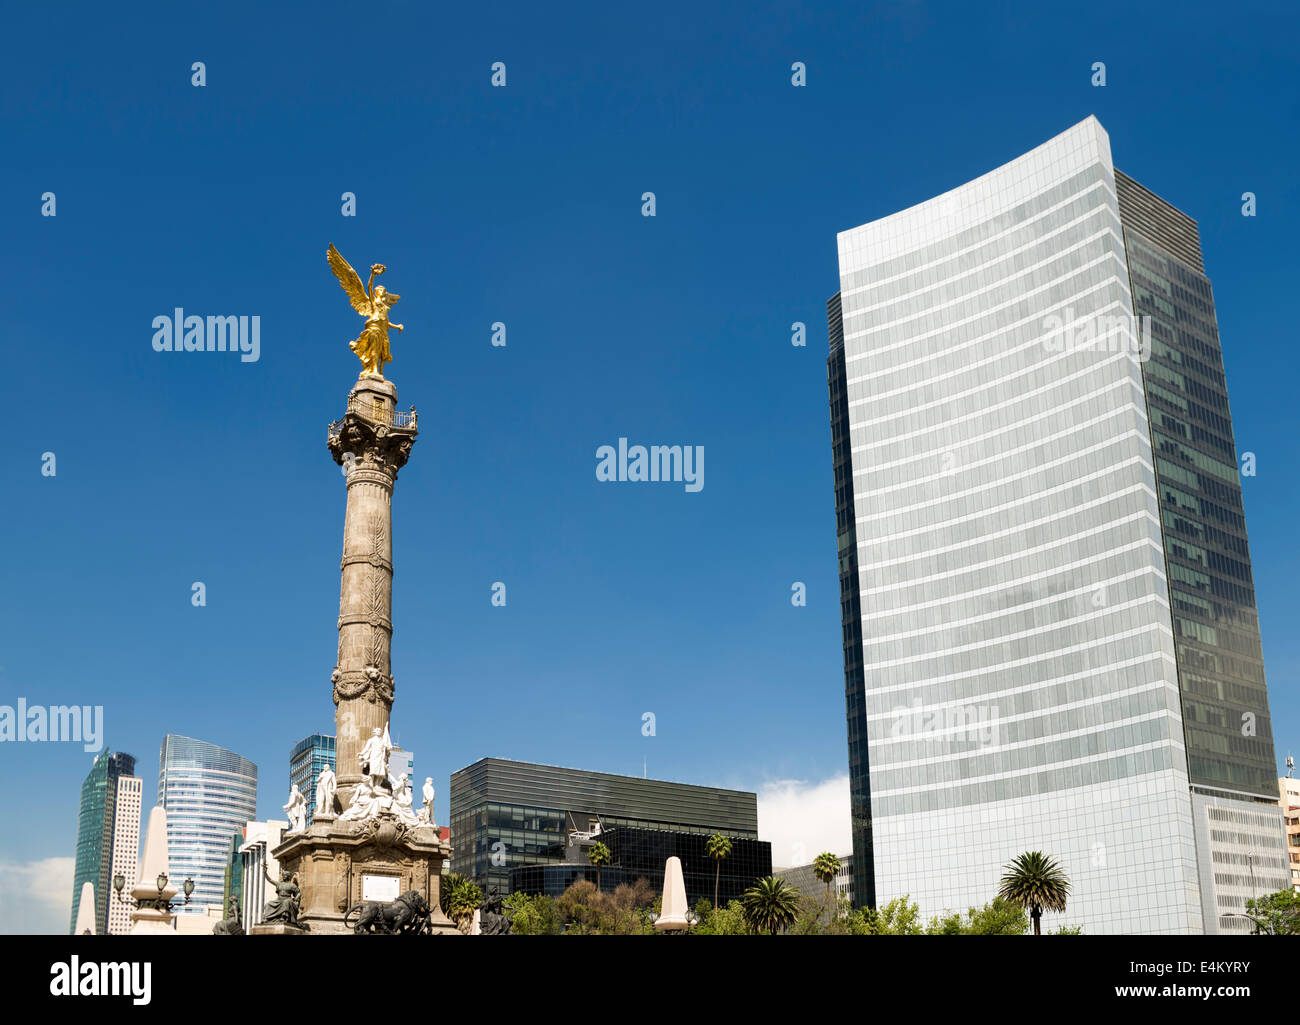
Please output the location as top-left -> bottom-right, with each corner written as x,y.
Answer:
289,734 -> 336,827
68,750 -> 136,934
158,735 -> 258,916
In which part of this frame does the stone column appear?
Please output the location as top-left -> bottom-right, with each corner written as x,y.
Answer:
326,375 -> 417,808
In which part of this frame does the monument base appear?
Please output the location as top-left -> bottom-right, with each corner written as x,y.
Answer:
250,922 -> 310,936
271,816 -> 459,935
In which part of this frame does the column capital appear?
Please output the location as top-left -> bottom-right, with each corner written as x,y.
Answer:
327,375 -> 418,477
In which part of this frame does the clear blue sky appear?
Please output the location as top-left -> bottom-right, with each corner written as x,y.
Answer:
1,0 -> 1296,906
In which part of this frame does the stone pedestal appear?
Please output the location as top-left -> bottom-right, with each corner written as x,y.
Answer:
272,815 -> 458,935
250,922 -> 310,936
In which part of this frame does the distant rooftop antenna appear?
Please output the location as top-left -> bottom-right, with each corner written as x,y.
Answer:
643,756 -> 647,779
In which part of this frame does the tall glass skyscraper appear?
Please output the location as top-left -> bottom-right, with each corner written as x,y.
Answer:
158,735 -> 258,916
289,734 -> 335,827
69,750 -> 136,934
1115,170 -> 1287,931
828,117 -> 1281,933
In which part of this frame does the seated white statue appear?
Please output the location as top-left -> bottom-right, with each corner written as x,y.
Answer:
338,779 -> 377,822
392,773 -> 420,826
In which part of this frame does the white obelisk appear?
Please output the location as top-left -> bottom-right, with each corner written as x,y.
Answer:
130,806 -> 179,935
73,882 -> 96,935
655,856 -> 691,931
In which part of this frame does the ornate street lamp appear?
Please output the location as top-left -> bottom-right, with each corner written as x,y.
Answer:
648,908 -> 698,932
113,872 -> 194,912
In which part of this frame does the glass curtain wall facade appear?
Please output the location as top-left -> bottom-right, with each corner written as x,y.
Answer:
69,750 -> 136,934
1115,170 -> 1287,931
829,292 -> 876,911
450,757 -> 761,896
158,735 -> 258,916
830,117 -> 1203,934
509,827 -> 772,905
221,829 -> 245,919
596,827 -> 772,905
289,734 -> 336,827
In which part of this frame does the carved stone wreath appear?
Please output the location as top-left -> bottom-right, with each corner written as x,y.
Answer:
331,665 -> 395,706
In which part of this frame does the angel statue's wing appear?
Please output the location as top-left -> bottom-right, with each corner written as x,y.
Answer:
327,243 -> 371,315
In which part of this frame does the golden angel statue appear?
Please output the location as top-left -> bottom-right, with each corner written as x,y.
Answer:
327,243 -> 404,377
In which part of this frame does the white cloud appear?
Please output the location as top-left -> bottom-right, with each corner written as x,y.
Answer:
0,857 -> 75,934
757,776 -> 851,869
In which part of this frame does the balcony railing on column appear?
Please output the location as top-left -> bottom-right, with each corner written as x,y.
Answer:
328,398 -> 418,439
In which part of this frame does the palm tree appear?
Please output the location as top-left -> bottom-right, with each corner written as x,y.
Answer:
588,841 -> 612,892
706,833 -> 732,914
741,876 -> 802,935
998,851 -> 1070,936
439,873 -> 483,933
813,851 -> 842,925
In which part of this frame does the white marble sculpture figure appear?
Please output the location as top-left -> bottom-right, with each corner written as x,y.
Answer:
358,725 -> 391,788
371,784 -> 395,817
392,773 -> 420,826
339,778 -> 377,822
315,764 -> 337,817
421,777 -> 435,827
283,784 -> 308,833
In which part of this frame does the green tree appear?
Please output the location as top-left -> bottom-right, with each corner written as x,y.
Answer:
588,841 -> 612,893
692,897 -> 748,935
926,897 -> 1028,935
855,895 -> 924,935
812,852 -> 842,926
741,876 -> 802,935
998,851 -> 1071,936
1243,889 -> 1300,935
555,877 -> 656,934
791,897 -> 825,934
706,833 -> 732,913
828,894 -> 860,934
557,879 -> 604,934
607,878 -> 657,934
503,891 -> 564,935
439,874 -> 483,933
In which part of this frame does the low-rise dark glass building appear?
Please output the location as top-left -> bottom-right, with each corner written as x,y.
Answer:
509,863 -> 626,897
596,827 -> 770,905
451,757 -> 769,898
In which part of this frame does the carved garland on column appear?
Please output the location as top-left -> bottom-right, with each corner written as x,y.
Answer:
331,665 -> 395,706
